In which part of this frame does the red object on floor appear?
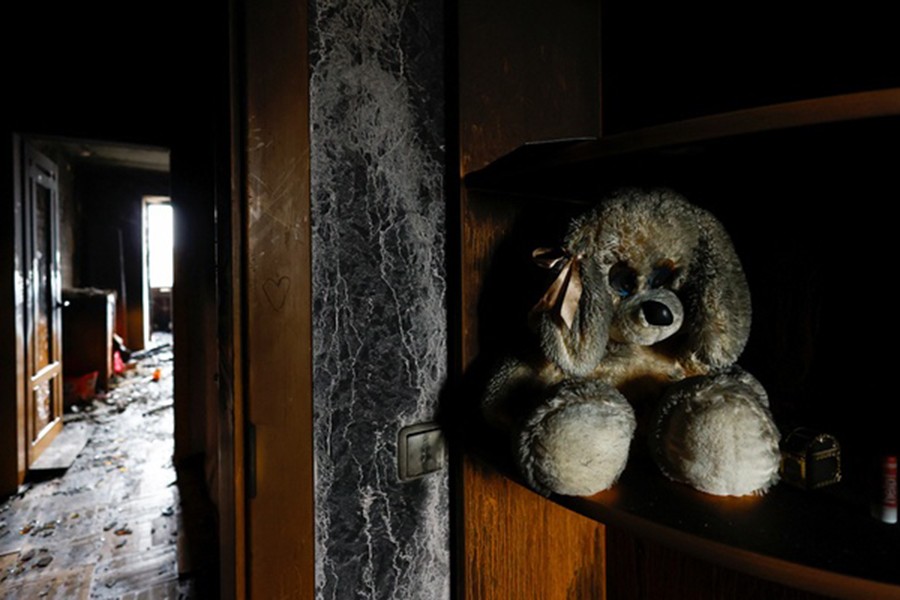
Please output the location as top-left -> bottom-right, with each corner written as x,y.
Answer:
63,371 -> 99,404
113,350 -> 126,374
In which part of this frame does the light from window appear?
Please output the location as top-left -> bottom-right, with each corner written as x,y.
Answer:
147,203 -> 173,288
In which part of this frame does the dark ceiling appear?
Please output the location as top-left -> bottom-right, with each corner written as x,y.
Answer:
34,138 -> 170,173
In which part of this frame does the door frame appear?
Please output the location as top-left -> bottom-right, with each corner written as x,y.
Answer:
21,141 -> 64,466
2,135 -> 29,494
229,0 -> 314,596
1,136 -> 65,493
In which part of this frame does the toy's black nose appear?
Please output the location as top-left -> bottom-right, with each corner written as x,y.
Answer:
642,300 -> 674,326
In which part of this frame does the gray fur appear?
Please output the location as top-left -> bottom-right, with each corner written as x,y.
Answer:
483,188 -> 780,497
650,372 -> 780,495
518,380 -> 636,496
533,254 -> 612,377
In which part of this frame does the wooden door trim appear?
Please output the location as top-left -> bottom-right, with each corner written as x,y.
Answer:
240,0 -> 314,596
21,141 -> 64,469
4,134 -> 29,492
216,0 -> 246,595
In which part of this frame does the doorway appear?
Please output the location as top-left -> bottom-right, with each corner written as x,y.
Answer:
144,197 -> 174,344
0,137 -> 216,597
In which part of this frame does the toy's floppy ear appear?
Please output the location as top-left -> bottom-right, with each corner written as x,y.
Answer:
531,249 -> 612,377
680,210 -> 752,370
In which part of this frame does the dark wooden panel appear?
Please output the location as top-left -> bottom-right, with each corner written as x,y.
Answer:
1,135 -> 28,496
601,1 -> 900,134
458,190 -> 603,600
217,1 -> 244,597
606,527 -> 832,600
463,455 -> 605,600
459,0 -> 601,174
456,2 -> 605,598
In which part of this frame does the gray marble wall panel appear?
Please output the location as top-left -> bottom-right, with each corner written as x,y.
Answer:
309,1 -> 449,599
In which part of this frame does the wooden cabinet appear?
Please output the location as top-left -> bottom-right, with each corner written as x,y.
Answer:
459,92 -> 900,600
455,2 -> 900,597
62,288 -> 116,395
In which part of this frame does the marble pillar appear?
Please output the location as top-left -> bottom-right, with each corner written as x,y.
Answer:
309,1 -> 449,598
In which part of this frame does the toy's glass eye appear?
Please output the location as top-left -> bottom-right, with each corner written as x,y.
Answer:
609,262 -> 637,297
649,262 -> 677,289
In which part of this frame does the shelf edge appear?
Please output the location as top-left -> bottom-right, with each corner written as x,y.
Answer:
581,88 -> 900,161
463,88 -> 900,186
560,492 -> 900,600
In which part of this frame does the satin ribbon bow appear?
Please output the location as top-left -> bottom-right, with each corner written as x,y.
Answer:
531,247 -> 583,329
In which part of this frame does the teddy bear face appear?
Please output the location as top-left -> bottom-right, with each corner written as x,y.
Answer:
578,193 -> 700,350
606,259 -> 685,346
533,189 -> 752,378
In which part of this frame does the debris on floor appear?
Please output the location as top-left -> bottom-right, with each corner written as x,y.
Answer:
0,333 -> 210,599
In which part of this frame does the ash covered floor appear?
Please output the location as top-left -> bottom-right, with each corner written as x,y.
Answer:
0,334 -> 216,599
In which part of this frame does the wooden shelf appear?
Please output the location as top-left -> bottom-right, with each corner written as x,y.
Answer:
465,88 -> 900,193
560,456 -> 900,599
463,441 -> 900,600
460,88 -> 900,599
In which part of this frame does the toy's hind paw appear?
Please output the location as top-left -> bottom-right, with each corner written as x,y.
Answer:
650,372 -> 781,496
518,380 -> 636,496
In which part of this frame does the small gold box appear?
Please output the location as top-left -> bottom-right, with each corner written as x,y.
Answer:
780,427 -> 841,490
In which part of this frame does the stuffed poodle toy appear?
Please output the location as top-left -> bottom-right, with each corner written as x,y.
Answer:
482,188 -> 781,497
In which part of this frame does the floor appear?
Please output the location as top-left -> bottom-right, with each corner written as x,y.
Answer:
0,335 -> 215,599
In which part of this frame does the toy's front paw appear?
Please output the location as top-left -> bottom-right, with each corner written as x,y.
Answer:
650,372 -> 780,496
518,381 -> 636,496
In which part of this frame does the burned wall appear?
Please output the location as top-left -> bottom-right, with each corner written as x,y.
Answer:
309,1 -> 450,598
76,165 -> 170,352
29,147 -> 80,291
57,159 -> 79,290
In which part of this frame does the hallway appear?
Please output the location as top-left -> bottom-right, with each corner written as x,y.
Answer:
0,337 -> 214,599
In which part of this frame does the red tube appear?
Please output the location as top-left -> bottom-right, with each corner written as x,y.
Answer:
882,455 -> 897,524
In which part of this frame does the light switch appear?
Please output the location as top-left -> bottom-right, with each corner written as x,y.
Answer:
398,422 -> 445,481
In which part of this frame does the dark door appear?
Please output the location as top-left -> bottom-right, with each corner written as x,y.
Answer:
22,143 -> 63,465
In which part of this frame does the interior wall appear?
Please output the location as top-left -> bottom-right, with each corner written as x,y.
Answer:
58,160 -> 78,289
76,165 -> 170,352
308,1 -> 450,597
0,138 -> 26,496
30,147 -> 80,290
600,1 -> 900,133
167,3 -> 221,506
